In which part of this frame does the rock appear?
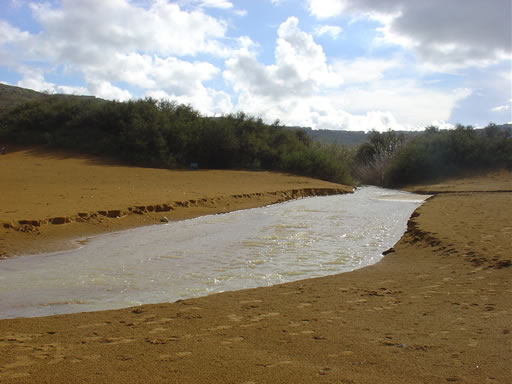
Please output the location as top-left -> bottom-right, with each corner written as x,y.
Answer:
160,216 -> 169,223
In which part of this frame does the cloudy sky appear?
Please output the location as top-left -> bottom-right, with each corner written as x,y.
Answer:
0,0 -> 510,131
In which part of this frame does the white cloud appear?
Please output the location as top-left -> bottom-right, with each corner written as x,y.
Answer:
0,20 -> 29,43
29,0 -> 229,59
224,17 -> 469,131
337,83 -> 471,127
145,87 -> 232,116
313,25 -> 342,39
224,17 -> 343,105
491,105 -> 510,112
331,57 -> 399,84
87,80 -> 132,101
198,0 -> 233,9
233,9 -> 247,17
491,98 -> 512,112
307,0 -> 346,19
0,1 -> 491,130
0,0 -> 236,110
0,22 -> 27,66
307,0 -> 512,70
16,66 -> 90,96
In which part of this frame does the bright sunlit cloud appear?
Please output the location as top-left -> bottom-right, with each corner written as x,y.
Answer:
0,0 -> 510,131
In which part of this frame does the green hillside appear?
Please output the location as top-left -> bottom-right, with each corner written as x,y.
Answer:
0,83 -> 98,114
0,83 -> 510,187
0,83 -> 48,113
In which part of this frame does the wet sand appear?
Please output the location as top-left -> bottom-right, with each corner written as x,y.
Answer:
0,149 -> 511,383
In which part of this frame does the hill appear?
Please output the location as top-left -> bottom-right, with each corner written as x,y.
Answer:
285,124 -> 511,147
0,83 -> 97,114
0,83 -> 49,113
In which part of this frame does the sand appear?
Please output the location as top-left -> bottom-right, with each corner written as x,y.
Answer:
0,147 -> 351,258
0,148 -> 511,383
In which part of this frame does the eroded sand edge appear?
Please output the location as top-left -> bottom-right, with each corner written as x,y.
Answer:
0,148 -> 510,383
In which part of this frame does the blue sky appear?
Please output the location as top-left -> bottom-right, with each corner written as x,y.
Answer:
0,0 -> 510,131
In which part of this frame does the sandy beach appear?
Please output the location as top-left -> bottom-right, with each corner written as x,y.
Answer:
0,148 -> 511,383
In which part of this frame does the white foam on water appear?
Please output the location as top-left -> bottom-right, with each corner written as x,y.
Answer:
0,186 -> 429,318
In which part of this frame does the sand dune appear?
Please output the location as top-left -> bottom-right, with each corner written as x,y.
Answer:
0,148 -> 510,383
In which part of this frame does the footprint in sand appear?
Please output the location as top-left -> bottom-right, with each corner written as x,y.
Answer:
258,360 -> 294,368
77,322 -> 109,329
250,312 -> 280,322
32,343 -> 66,364
0,372 -> 31,379
3,355 -> 35,370
145,336 -> 179,345
221,336 -> 245,345
98,337 -> 136,345
288,321 -> 303,328
239,299 -> 262,305
2,333 -> 44,343
228,314 -> 244,322
179,306 -> 202,313
156,352 -> 192,362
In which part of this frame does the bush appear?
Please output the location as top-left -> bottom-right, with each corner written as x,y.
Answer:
383,124 -> 512,186
0,97 -> 355,185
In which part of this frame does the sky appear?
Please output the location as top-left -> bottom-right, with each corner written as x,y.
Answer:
0,0 -> 511,131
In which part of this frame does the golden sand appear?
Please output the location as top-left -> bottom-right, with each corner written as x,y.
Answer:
0,147 -> 350,257
0,148 -> 510,383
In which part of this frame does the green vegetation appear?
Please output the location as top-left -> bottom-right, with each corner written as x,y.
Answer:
0,96 -> 355,185
0,83 -> 48,113
1,83 -> 510,187
0,83 -> 96,114
352,130 -> 407,185
351,124 -> 512,186
383,124 -> 512,186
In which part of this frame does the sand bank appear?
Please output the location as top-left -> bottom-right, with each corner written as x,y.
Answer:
0,147 -> 351,258
0,148 -> 510,383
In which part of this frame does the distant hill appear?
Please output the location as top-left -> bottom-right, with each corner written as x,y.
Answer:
0,83 -> 48,113
491,123 -> 512,134
1,83 -> 510,146
0,83 -> 97,114
283,126 -> 424,147
283,126 -> 368,146
285,124 -> 511,146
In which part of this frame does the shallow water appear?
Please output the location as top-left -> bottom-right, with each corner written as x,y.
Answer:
0,187 -> 429,319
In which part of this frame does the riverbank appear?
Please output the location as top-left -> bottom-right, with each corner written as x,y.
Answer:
0,146 -> 351,258
0,149 -> 510,383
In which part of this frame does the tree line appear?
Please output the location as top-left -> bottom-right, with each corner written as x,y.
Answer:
353,124 -> 512,186
0,95 -> 510,187
0,96 -> 354,184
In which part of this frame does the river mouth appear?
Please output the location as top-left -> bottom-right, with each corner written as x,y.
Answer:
0,187 -> 429,319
